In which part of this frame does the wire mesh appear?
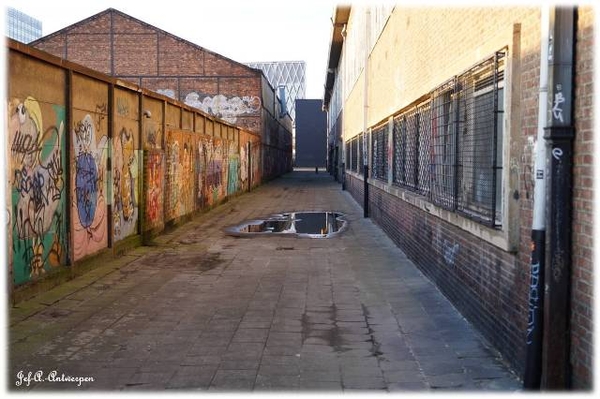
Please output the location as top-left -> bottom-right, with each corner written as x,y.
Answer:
371,125 -> 388,181
351,138 -> 358,172
455,53 -> 505,226
358,133 -> 364,175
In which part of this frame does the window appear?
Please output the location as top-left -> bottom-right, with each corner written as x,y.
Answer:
385,50 -> 505,227
371,125 -> 388,181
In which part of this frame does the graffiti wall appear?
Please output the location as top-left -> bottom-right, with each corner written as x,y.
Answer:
113,89 -> 140,241
240,130 -> 261,190
8,42 -> 267,292
71,110 -> 109,261
8,97 -> 67,285
144,150 -> 165,231
184,92 -> 261,125
165,130 -> 195,222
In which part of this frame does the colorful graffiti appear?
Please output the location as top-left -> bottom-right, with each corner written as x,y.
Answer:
184,92 -> 261,124
113,127 -> 139,240
144,120 -> 162,149
145,150 -> 164,229
8,97 -> 67,284
72,113 -> 108,261
165,131 -> 194,221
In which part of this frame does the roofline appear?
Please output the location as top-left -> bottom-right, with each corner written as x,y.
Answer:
30,7 -> 262,78
323,5 -> 351,110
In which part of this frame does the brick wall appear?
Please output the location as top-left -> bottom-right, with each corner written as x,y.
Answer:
570,6 -> 594,390
338,6 -> 594,387
32,9 -> 263,136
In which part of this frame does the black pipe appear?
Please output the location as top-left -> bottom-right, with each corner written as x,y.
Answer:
363,165 -> 369,218
541,6 -> 576,389
523,230 -> 545,389
341,163 -> 346,190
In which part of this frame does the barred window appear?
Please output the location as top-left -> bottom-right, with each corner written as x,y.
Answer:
385,50 -> 505,227
393,102 -> 431,195
358,133 -> 364,175
371,125 -> 388,181
345,141 -> 351,170
351,138 -> 358,172
456,57 -> 505,225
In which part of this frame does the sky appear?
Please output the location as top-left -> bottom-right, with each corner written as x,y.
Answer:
3,0 -> 338,99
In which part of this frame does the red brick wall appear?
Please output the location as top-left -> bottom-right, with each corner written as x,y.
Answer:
32,9 -> 262,135
570,6 -> 594,390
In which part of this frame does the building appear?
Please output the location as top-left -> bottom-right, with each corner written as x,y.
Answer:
246,61 -> 306,122
295,99 -> 327,168
323,5 -> 593,390
5,7 -> 42,43
30,8 -> 292,181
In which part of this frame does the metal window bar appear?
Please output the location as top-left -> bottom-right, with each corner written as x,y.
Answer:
351,138 -> 358,173
358,133 -> 364,175
371,125 -> 388,181
430,80 -> 457,210
417,102 -> 432,195
455,52 -> 505,226
345,141 -> 351,170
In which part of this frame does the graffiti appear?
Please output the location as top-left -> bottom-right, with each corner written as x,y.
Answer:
116,97 -> 130,117
165,131 -> 194,221
442,239 -> 460,266
144,121 -> 162,149
552,85 -> 565,123
228,156 -> 240,195
72,113 -> 108,261
184,92 -> 261,124
145,150 -> 164,229
8,97 -> 67,283
240,144 -> 248,189
113,127 -> 138,240
526,262 -> 541,344
145,151 -> 164,228
156,89 -> 176,99
552,147 -> 564,161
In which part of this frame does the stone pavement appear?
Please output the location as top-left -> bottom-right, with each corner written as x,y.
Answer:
8,170 -> 521,392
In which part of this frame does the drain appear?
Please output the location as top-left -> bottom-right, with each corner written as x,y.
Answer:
225,211 -> 347,238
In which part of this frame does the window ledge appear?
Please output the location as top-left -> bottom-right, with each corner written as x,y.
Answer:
365,177 -> 515,253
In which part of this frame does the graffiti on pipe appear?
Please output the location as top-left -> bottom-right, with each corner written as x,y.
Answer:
72,113 -> 108,261
8,97 -> 67,284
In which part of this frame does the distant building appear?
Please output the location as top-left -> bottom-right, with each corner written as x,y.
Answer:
5,7 -> 42,43
30,8 -> 293,181
295,99 -> 326,168
246,61 -> 306,121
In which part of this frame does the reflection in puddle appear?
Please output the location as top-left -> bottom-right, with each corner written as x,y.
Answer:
226,212 -> 346,238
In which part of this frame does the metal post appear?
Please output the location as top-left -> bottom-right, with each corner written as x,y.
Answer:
363,165 -> 369,218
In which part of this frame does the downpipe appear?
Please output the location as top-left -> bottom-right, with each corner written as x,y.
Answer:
523,6 -> 549,390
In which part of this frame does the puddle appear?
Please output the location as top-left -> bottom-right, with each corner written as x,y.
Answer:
226,212 -> 347,238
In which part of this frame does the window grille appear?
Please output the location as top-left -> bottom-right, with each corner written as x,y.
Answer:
358,133 -> 364,175
393,102 -> 431,196
371,125 -> 388,181
455,53 -> 505,225
351,138 -> 358,172
384,50 -> 505,227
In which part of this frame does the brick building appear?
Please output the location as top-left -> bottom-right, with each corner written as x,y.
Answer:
324,5 -> 593,389
31,8 -> 292,180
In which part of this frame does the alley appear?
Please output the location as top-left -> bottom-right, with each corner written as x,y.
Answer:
9,170 -> 521,391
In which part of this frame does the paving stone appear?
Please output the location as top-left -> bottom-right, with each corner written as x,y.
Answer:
9,171 -> 520,392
